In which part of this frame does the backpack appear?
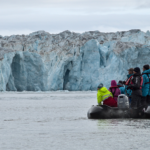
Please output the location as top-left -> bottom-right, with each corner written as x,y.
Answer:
117,94 -> 129,109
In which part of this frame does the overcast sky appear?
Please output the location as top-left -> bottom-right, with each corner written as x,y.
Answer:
0,0 -> 150,36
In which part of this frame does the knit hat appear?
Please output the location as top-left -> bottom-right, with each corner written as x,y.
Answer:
97,83 -> 103,89
143,64 -> 149,70
134,67 -> 140,73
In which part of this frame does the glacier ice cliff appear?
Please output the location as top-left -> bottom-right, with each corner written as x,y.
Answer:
0,29 -> 150,91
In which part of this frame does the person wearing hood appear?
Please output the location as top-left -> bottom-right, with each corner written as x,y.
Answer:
97,83 -> 117,107
142,65 -> 150,105
141,65 -> 150,105
109,80 -> 121,101
117,81 -> 125,94
126,67 -> 142,108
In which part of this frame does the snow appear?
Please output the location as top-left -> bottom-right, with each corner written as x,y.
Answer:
0,29 -> 150,91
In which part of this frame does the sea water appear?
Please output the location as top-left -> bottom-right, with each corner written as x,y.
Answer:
0,91 -> 150,150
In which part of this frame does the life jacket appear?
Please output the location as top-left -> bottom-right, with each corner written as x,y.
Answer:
125,75 -> 143,89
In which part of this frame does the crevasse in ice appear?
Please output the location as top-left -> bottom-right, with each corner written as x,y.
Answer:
0,29 -> 150,91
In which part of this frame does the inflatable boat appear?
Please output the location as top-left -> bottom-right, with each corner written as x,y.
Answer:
87,94 -> 150,119
87,105 -> 150,119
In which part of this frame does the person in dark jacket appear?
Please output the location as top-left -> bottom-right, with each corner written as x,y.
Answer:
142,65 -> 150,105
126,67 -> 142,109
117,81 -> 125,94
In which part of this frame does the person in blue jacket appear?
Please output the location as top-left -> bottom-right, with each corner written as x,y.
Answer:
123,68 -> 134,103
117,81 -> 125,94
146,68 -> 150,105
142,65 -> 150,105
141,65 -> 150,105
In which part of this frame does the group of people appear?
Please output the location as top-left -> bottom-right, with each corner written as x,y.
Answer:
97,65 -> 150,108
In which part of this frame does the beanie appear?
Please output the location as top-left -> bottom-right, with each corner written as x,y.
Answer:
97,83 -> 103,89
134,67 -> 140,73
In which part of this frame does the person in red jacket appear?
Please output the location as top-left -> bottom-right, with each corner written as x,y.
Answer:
109,80 -> 121,102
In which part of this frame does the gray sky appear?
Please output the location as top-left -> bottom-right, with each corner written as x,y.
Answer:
0,0 -> 150,36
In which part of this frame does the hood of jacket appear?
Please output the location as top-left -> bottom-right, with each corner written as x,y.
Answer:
110,80 -> 117,87
143,69 -> 150,74
99,87 -> 108,93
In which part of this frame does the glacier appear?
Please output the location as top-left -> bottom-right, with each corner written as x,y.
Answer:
0,29 -> 150,91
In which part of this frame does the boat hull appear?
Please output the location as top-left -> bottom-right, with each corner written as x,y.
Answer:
87,105 -> 150,119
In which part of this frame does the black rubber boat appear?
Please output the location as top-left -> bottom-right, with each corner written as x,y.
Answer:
87,104 -> 150,119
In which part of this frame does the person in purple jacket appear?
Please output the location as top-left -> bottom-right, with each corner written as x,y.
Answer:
109,80 -> 121,101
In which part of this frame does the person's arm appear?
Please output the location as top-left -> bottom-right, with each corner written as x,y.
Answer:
97,92 -> 102,105
142,75 -> 146,88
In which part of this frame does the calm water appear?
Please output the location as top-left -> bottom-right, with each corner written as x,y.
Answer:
0,91 -> 150,150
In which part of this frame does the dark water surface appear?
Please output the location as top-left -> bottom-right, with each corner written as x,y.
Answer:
0,91 -> 150,150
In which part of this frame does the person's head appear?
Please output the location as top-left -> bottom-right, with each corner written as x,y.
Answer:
128,68 -> 134,75
111,80 -> 117,87
133,67 -> 141,74
97,83 -> 103,91
117,80 -> 123,86
143,64 -> 149,71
